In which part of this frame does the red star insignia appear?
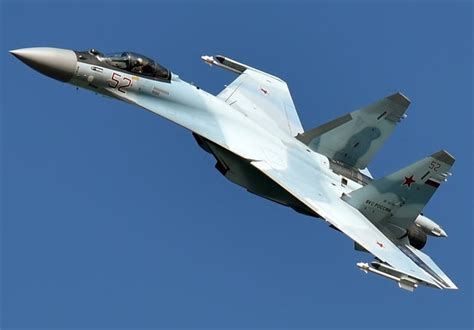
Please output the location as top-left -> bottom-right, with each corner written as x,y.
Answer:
402,175 -> 416,188
376,241 -> 384,248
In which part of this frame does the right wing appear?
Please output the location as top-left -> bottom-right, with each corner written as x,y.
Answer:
250,151 -> 456,290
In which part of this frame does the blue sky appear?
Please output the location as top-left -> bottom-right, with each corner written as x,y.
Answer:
1,0 -> 472,328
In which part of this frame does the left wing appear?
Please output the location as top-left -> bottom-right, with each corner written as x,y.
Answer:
250,151 -> 456,291
202,55 -> 304,137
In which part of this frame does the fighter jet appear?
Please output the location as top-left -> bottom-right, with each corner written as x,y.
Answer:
11,47 -> 456,291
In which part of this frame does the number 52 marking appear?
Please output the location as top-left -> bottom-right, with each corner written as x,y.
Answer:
108,72 -> 132,93
429,161 -> 441,171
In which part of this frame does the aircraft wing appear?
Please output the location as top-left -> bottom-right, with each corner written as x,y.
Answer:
251,154 -> 457,290
202,55 -> 304,137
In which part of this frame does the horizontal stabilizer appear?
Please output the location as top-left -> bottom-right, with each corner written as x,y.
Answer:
297,92 -> 410,169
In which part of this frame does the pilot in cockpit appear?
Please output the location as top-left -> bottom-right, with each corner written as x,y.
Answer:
101,51 -> 171,80
130,57 -> 144,73
131,57 -> 156,76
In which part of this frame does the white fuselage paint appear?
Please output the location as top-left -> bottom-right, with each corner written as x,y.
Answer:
71,62 -> 365,207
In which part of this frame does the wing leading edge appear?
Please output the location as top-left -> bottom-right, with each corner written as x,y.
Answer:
251,155 -> 456,291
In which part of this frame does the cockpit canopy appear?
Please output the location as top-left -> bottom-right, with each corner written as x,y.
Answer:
100,51 -> 171,81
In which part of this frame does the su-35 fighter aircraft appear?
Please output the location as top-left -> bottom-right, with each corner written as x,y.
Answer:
11,47 -> 456,291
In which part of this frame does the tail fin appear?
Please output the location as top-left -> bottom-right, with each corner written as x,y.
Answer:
297,92 -> 410,169
342,150 -> 455,229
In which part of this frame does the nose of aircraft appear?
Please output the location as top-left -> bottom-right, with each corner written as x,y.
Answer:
10,47 -> 77,82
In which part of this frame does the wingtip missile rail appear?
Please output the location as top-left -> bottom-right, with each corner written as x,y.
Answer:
357,262 -> 421,292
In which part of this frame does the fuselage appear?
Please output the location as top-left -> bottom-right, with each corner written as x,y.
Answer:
10,47 -> 444,235
64,49 -> 365,216
7,47 -> 371,212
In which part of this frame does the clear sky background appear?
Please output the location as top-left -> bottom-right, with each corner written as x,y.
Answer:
1,0 -> 472,328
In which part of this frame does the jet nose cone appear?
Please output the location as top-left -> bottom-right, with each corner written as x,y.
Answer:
10,47 -> 77,82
